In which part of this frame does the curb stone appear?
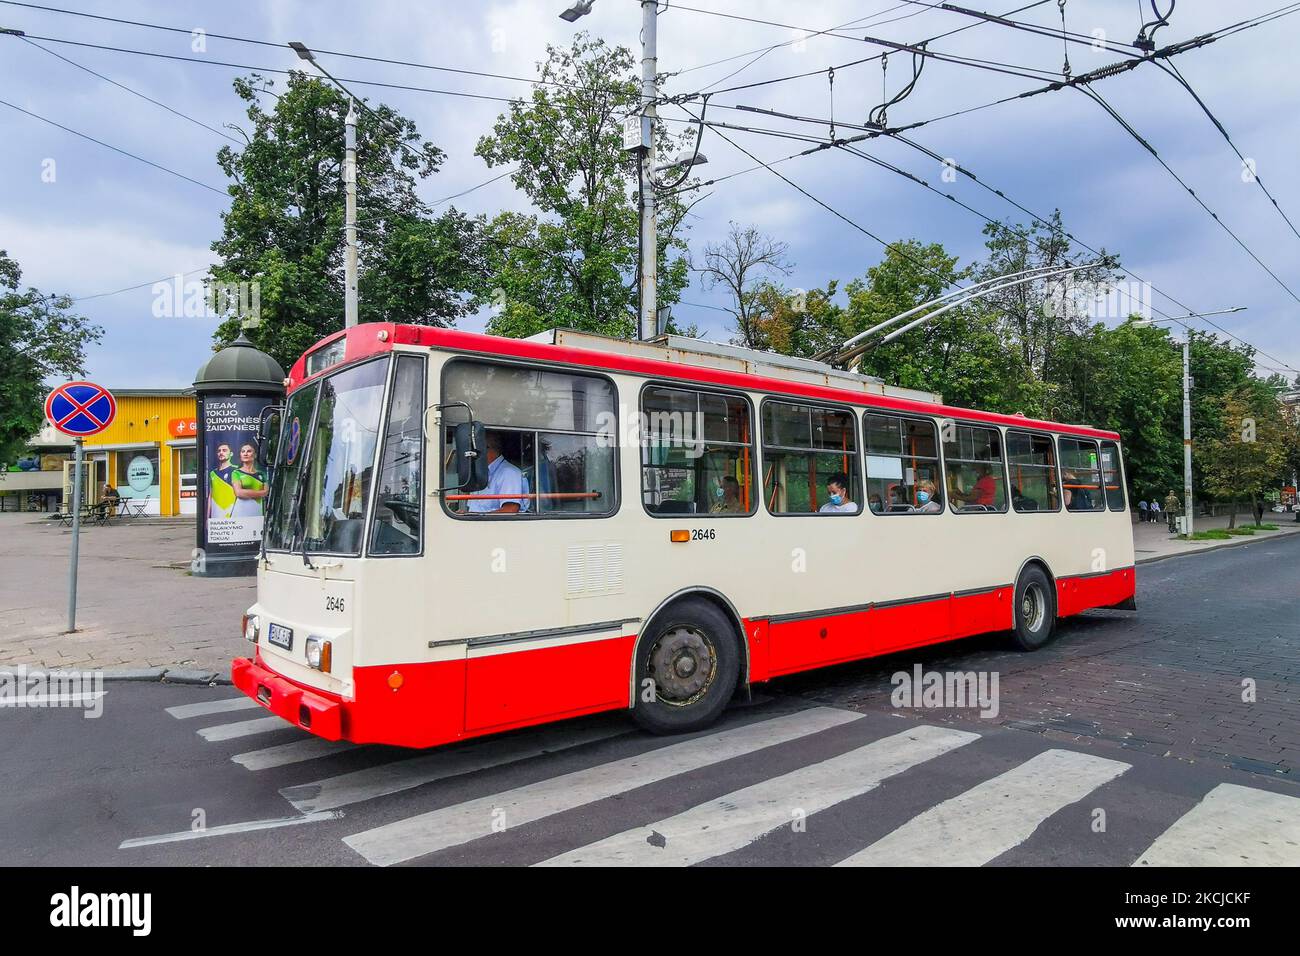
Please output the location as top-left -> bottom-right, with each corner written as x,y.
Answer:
1135,525 -> 1300,566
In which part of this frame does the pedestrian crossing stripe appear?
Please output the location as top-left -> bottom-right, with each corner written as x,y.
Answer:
342,706 -> 863,867
537,724 -> 978,867
1134,783 -> 1300,867
197,715 -> 292,742
282,722 -> 630,813
836,748 -> 1131,867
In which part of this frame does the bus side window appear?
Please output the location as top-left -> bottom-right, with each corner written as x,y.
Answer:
761,400 -> 861,514
863,412 -> 943,514
1099,440 -> 1127,511
441,360 -> 618,518
1058,437 -> 1105,512
641,385 -> 755,516
1005,430 -> 1060,513
943,423 -> 1008,513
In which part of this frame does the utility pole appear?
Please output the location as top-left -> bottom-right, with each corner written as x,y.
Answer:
1136,308 -> 1246,536
290,42 -> 360,329
344,99 -> 359,328
637,0 -> 658,341
1182,334 -> 1194,536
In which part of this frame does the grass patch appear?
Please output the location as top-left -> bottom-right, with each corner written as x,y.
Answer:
1252,523 -> 1280,531
1181,529 -> 1232,541
1227,527 -> 1256,536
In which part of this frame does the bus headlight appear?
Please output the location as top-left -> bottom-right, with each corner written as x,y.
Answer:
242,613 -> 260,644
305,637 -> 332,673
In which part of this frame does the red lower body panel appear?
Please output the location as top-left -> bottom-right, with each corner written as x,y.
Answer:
232,634 -> 635,749
762,587 -> 1012,679
1056,566 -> 1136,617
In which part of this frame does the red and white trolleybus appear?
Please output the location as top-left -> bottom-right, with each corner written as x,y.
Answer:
233,323 -> 1136,748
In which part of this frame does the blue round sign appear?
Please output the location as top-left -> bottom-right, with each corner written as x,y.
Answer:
45,381 -> 117,437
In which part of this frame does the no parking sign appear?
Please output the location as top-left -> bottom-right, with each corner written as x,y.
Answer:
44,380 -> 115,632
45,381 -> 116,437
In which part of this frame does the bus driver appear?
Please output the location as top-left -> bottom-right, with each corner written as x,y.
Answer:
468,431 -> 530,514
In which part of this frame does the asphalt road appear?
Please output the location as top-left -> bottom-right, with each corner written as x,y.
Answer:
2,535 -> 1298,867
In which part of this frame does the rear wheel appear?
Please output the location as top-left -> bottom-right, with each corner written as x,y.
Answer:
632,598 -> 739,735
1010,565 -> 1056,651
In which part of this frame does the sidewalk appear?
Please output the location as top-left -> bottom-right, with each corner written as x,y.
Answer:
1131,510 -> 1300,563
0,511 -> 250,676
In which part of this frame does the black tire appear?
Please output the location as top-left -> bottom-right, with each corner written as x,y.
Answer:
1010,565 -> 1057,651
632,597 -> 740,735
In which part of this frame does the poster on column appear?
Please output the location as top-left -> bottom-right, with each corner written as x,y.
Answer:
201,394 -> 269,547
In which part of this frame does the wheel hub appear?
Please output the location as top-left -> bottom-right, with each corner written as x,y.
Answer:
1021,583 -> 1045,632
649,626 -> 716,705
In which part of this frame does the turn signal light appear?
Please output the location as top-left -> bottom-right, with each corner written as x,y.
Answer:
387,670 -> 404,690
670,530 -> 690,543
305,637 -> 332,673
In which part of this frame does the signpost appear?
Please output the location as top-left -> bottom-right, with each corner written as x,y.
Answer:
44,381 -> 116,632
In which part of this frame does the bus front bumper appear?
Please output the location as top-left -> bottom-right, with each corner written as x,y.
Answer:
231,656 -> 345,741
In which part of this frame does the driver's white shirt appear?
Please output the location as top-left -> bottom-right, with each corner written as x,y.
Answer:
469,454 -> 529,513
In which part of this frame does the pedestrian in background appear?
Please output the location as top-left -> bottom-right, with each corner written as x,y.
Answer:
1150,499 -> 1162,526
1138,499 -> 1149,523
1164,489 -> 1180,532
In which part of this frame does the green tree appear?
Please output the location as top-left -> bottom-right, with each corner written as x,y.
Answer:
974,212 -> 1120,415
0,251 -> 103,465
1052,318 -> 1182,499
210,73 -> 480,370
748,281 -> 845,358
1201,388 -> 1287,527
474,34 -> 692,339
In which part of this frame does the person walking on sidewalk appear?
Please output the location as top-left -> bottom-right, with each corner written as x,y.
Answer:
1150,499 -> 1161,525
1138,499 -> 1149,523
1164,489 -> 1181,532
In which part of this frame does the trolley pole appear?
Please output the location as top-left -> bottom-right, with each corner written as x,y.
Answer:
344,99 -> 359,328
67,437 -> 83,632
637,0 -> 658,341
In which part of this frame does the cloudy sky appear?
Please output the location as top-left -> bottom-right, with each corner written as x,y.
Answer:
2,0 -> 1298,390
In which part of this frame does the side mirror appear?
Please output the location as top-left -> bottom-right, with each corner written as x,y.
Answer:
257,404 -> 284,468
453,421 -> 489,492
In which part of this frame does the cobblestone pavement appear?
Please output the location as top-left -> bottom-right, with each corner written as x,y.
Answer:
778,531 -> 1300,781
0,512 -> 250,673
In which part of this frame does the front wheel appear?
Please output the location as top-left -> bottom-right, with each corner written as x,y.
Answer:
1010,566 -> 1057,651
632,598 -> 740,735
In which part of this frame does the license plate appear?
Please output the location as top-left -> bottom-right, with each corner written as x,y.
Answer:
267,623 -> 293,651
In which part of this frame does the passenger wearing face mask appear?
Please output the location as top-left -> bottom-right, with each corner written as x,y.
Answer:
915,478 -> 942,513
710,475 -> 744,514
818,473 -> 859,513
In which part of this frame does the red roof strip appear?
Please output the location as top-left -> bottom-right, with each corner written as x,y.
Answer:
287,323 -> 1122,442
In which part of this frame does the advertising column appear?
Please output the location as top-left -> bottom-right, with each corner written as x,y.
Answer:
200,395 -> 270,551
192,334 -> 285,577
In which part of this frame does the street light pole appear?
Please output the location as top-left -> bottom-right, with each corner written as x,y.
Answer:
637,0 -> 658,341
344,99 -> 359,328
560,0 -> 659,340
1181,334 -> 1194,536
1137,307 -> 1246,537
290,41 -> 359,329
